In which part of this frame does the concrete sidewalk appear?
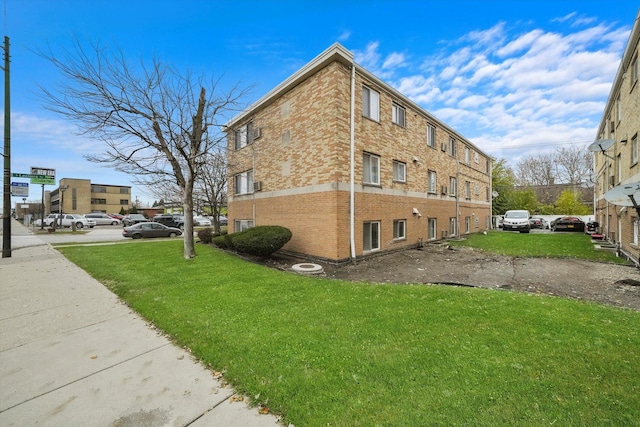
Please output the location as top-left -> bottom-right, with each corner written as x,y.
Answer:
0,220 -> 281,426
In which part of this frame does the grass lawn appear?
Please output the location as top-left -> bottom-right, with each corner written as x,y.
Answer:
452,231 -> 629,263
58,241 -> 640,426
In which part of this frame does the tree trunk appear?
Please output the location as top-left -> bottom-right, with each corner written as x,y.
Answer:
182,189 -> 196,259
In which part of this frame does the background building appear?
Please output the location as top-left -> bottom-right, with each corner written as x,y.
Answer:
45,178 -> 132,216
593,10 -> 639,265
225,43 -> 491,263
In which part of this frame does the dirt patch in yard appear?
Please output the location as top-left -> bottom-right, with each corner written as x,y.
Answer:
261,243 -> 640,312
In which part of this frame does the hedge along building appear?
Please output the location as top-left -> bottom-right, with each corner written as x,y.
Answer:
225,43 -> 492,263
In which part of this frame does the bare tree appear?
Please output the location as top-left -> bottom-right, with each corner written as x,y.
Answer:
554,145 -> 593,184
516,152 -> 556,186
196,150 -> 227,234
38,40 -> 249,258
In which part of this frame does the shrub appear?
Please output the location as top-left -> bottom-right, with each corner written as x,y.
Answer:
197,228 -> 214,244
231,226 -> 292,257
212,233 -> 235,250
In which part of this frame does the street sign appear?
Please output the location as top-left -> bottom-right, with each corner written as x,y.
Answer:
30,167 -> 56,185
11,182 -> 29,197
11,173 -> 49,179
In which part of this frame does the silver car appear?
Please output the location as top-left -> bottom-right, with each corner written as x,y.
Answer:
85,213 -> 121,225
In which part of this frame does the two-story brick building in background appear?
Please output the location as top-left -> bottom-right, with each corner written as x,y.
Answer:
226,43 -> 491,263
593,10 -> 639,265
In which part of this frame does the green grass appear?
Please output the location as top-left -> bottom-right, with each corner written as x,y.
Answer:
58,241 -> 640,426
452,231 -> 629,263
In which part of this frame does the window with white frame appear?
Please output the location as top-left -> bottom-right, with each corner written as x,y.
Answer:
362,86 -> 380,121
465,216 -> 471,234
617,95 -> 622,123
465,181 -> 471,199
632,134 -> 638,166
428,218 -> 436,240
393,219 -> 406,240
632,55 -> 638,87
465,147 -> 470,164
392,103 -> 406,127
618,154 -> 622,183
234,170 -> 254,195
428,170 -> 437,193
363,221 -> 380,252
449,217 -> 457,237
234,219 -> 254,232
363,152 -> 380,185
234,122 -> 254,150
449,137 -> 456,157
427,124 -> 436,148
474,152 -> 479,163
393,160 -> 406,182
634,219 -> 638,246
449,176 -> 457,196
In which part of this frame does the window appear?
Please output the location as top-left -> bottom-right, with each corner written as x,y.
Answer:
449,177 -> 457,196
428,218 -> 437,240
119,199 -> 129,205
392,103 -> 406,127
234,219 -> 254,232
363,221 -> 380,252
393,160 -> 406,182
465,147 -> 470,164
234,122 -> 254,150
617,154 -> 622,183
449,137 -> 456,157
474,152 -> 479,163
632,134 -> 638,166
465,216 -> 471,234
363,153 -> 380,185
362,86 -> 380,121
632,55 -> 638,87
465,181 -> 471,199
393,219 -> 406,240
428,170 -> 437,193
91,198 -> 106,204
234,170 -> 254,195
119,187 -> 129,194
449,217 -> 457,237
617,95 -> 622,123
427,124 -> 436,148
92,186 -> 106,193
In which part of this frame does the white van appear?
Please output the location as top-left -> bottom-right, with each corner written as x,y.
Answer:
502,210 -> 530,233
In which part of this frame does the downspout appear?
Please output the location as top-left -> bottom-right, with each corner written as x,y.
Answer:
456,159 -> 460,236
349,63 -> 356,263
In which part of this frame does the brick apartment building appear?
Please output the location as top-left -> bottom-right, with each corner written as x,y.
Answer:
225,43 -> 491,263
46,178 -> 132,216
593,10 -> 640,265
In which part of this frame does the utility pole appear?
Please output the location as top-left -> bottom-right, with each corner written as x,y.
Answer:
2,36 -> 11,258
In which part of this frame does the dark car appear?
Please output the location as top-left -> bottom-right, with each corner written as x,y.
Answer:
529,217 -> 543,229
122,214 -> 148,226
122,222 -> 183,239
153,214 -> 185,229
552,216 -> 585,232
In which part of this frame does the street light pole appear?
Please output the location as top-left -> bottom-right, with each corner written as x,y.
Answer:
2,36 -> 11,258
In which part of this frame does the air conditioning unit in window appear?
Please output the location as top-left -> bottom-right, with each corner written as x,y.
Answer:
253,181 -> 262,192
441,185 -> 448,195
441,143 -> 447,152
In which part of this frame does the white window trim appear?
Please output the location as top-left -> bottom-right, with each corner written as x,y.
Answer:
449,177 -> 457,196
363,221 -> 381,252
465,147 -> 470,164
362,86 -> 380,122
363,152 -> 381,185
393,160 -> 406,183
392,103 -> 406,127
234,219 -> 254,232
427,124 -> 436,148
428,218 -> 437,240
393,219 -> 406,240
632,135 -> 638,166
234,170 -> 254,195
428,170 -> 437,193
449,217 -> 457,237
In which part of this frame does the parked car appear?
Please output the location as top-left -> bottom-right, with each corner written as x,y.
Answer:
218,215 -> 228,226
502,210 -> 530,233
153,214 -> 185,229
122,222 -> 183,239
193,216 -> 212,226
529,217 -> 544,229
552,216 -> 585,232
85,213 -> 121,225
122,214 -> 148,226
586,221 -> 600,234
34,213 -> 95,229
109,213 -> 124,220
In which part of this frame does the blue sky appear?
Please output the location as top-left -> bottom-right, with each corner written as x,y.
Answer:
2,0 -> 638,206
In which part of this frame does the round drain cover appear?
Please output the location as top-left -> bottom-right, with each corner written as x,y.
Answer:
291,263 -> 324,275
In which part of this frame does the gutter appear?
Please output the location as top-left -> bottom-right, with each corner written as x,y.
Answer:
350,62 -> 356,263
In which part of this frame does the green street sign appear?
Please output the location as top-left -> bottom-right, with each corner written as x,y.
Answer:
11,173 -> 48,179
